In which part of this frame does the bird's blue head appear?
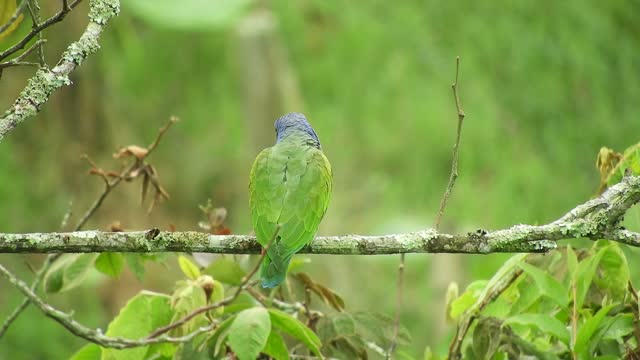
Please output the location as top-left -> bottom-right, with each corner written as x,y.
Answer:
274,112 -> 321,148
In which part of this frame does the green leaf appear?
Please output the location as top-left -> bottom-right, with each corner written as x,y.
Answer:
70,344 -> 101,360
575,247 -> 606,309
44,254 -> 98,293
473,317 -> 502,360
509,280 -> 542,316
566,246 -> 578,278
601,314 -> 634,341
519,262 -> 568,308
449,280 -> 488,319
102,291 -> 174,360
228,307 -> 271,360
203,258 -> 246,285
288,257 -> 311,272
574,304 -> 615,356
178,255 -> 201,280
124,253 -> 146,280
95,253 -> 125,278
268,308 -> 322,356
353,311 -> 411,347
504,313 -> 570,345
593,242 -> 629,300
170,280 -> 208,335
125,0 -> 252,31
263,331 -> 290,360
207,314 -> 236,357
223,292 -> 259,314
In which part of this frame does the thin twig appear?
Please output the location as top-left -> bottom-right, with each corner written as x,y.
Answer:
0,39 -> 46,69
388,56 -> 467,358
434,56 -> 465,229
447,256 -> 524,359
146,225 -> 281,339
0,116 -> 174,339
0,262 -> 217,348
25,0 -> 45,66
74,117 -> 176,230
0,0 -> 83,62
0,0 -> 27,35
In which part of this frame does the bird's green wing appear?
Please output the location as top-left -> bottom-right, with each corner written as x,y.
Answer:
249,144 -> 332,287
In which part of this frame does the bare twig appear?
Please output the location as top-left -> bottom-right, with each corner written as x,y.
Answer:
75,117 -> 176,230
388,57 -> 467,358
0,39 -> 46,69
434,56 -> 465,228
0,0 -> 83,63
0,116 -> 173,339
146,225 -> 281,339
0,262 -> 217,348
25,0 -> 45,65
0,0 -> 119,143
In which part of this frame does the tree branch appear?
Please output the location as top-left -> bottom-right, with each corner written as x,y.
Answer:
0,0 -> 120,143
1,175 -> 639,254
0,262 -> 216,349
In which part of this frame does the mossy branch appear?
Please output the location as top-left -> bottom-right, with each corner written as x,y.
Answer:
1,175 -> 639,254
0,0 -> 120,143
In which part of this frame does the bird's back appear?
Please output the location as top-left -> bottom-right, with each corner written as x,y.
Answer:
249,140 -> 332,287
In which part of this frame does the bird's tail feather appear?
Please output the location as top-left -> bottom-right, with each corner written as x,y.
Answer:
260,255 -> 291,288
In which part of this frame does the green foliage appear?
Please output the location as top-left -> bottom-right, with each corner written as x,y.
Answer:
449,242 -> 640,359
177,255 -> 201,280
44,254 -> 98,293
102,291 -> 175,360
94,253 -> 125,278
227,307 -> 271,360
203,258 -> 246,286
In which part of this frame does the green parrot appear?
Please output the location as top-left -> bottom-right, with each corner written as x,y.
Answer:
249,112 -> 332,288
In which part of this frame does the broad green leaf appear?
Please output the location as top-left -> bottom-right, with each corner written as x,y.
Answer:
575,247 -> 606,309
288,257 -> 311,272
593,242 -> 629,300
574,304 -> 615,356
223,292 -> 259,314
102,291 -> 174,360
0,0 -> 24,39
228,307 -> 271,360
125,0 -> 252,30
332,313 -> 356,335
204,258 -> 246,285
601,314 -> 634,341
449,280 -> 488,319
519,262 -> 568,307
509,280 -> 542,315
263,331 -> 289,360
124,254 -> 146,280
352,311 -> 411,347
178,255 -> 201,280
44,254 -> 98,293
269,308 -> 322,356
70,344 -> 101,360
504,313 -> 570,345
207,314 -> 236,357
170,280 -> 208,335
473,317 -> 502,360
95,253 -> 125,278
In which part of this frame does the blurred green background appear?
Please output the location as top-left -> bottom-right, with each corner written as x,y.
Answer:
1,0 -> 639,358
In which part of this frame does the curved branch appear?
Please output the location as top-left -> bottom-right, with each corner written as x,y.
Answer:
0,0 -> 120,143
1,175 -> 639,254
